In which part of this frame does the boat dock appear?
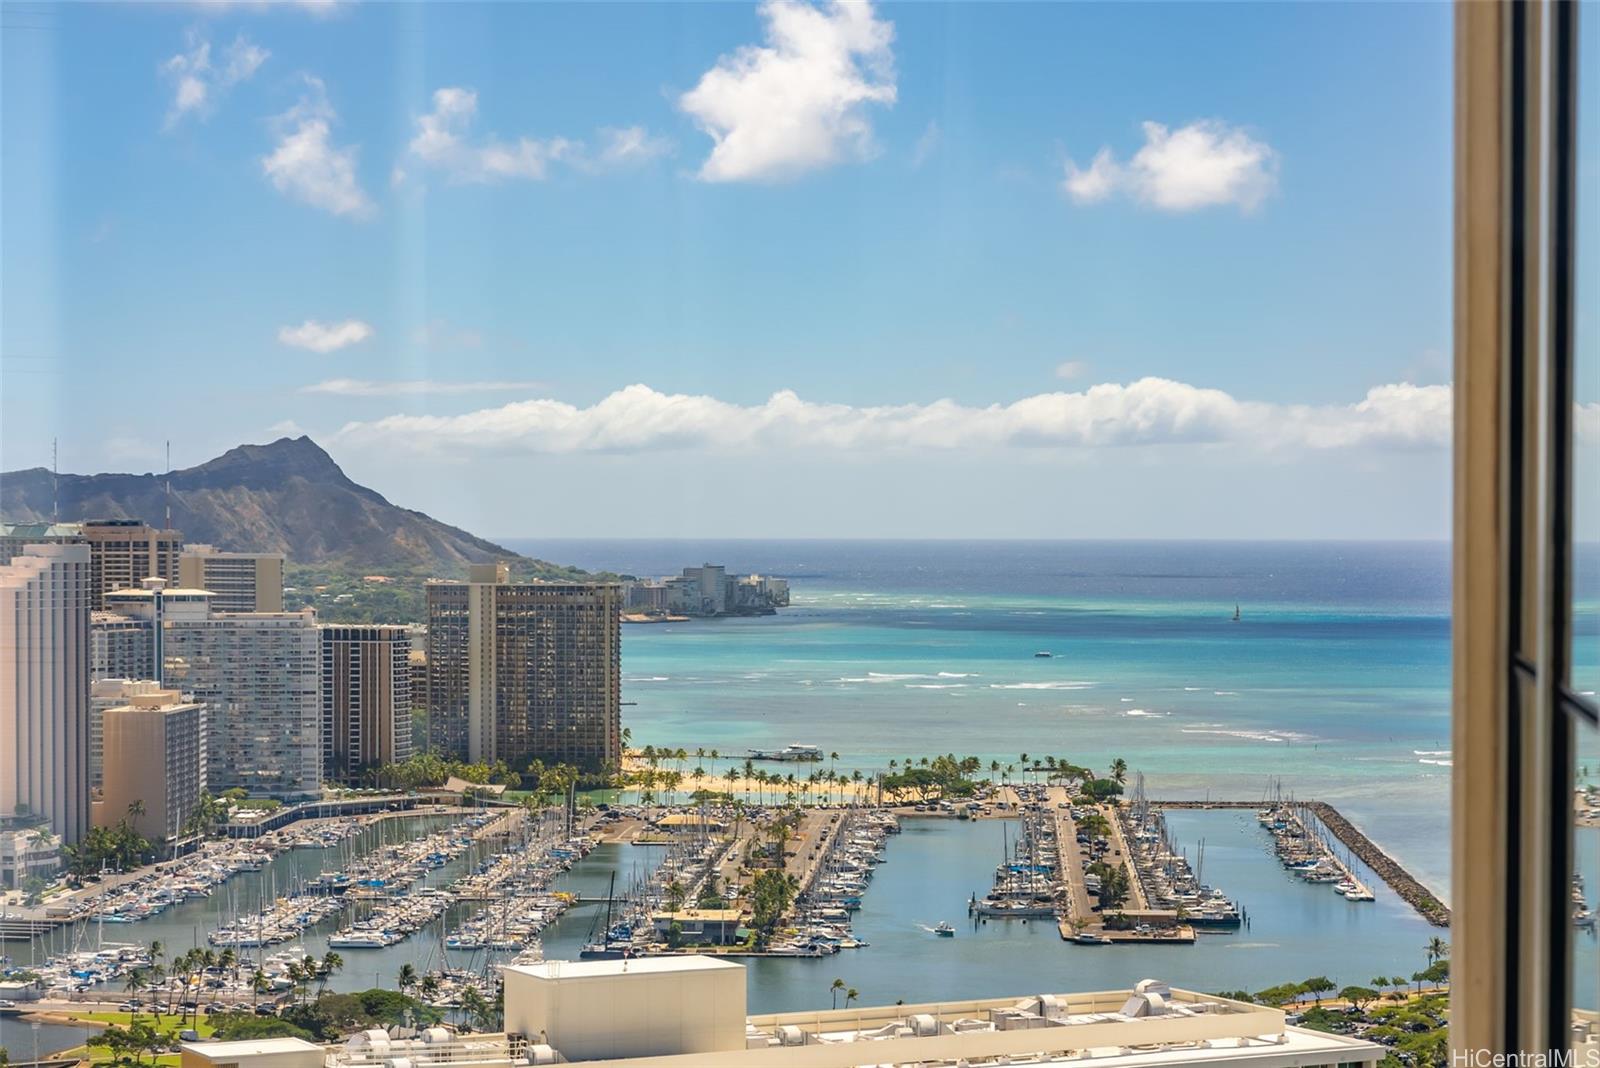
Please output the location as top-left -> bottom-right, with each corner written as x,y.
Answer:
965,785 -> 1193,944
1152,799 -> 1450,927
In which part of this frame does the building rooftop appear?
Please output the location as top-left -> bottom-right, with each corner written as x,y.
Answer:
182,1037 -> 323,1057
515,974 -> 1378,1068
106,586 -> 214,598
652,908 -> 743,922
505,955 -> 744,980
715,981 -> 1381,1068
0,522 -> 83,538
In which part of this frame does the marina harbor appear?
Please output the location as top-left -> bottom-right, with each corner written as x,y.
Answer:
2,774 -> 1539,1017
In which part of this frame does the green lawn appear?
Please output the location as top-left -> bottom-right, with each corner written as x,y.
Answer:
55,1009 -> 220,1037
43,1010 -> 220,1067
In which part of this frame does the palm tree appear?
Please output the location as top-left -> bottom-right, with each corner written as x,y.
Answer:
251,969 -> 270,1010
1110,758 -> 1128,785
845,988 -> 859,1008
1425,936 -> 1449,965
460,986 -> 489,1032
665,881 -> 687,913
321,950 -> 344,995
830,978 -> 846,1009
398,963 -> 418,993
420,974 -> 441,1003
165,950 -> 188,1018
124,967 -> 149,1016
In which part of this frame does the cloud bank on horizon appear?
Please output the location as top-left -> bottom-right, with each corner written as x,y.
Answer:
331,378 -> 1472,455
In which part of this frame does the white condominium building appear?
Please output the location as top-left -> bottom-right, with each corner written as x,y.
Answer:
91,610 -> 156,683
0,542 -> 92,845
164,607 -> 322,799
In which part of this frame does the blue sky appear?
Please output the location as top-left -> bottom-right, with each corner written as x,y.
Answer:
2,1 -> 1594,540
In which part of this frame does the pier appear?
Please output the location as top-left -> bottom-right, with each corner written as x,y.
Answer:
1152,799 -> 1450,927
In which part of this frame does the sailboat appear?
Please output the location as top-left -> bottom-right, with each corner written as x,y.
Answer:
1231,604 -> 1241,622
579,873 -> 634,960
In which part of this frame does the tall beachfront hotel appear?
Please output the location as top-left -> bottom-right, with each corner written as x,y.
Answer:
426,564 -> 622,772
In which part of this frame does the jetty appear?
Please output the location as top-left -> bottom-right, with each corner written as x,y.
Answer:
1151,798 -> 1450,927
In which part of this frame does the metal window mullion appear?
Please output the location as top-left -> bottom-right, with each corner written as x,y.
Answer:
1502,0 -> 1535,1045
1541,0 -> 1579,1050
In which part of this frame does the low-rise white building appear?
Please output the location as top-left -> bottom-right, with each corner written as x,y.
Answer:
183,966 -> 1386,1068
0,827 -> 62,888
495,963 -> 1383,1068
181,1037 -> 325,1068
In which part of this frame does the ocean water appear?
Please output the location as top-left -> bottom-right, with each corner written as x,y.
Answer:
509,538 -> 1600,899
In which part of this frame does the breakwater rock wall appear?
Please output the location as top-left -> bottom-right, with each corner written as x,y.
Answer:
1152,799 -> 1451,928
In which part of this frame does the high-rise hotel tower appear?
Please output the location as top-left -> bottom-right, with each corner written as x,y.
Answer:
0,543 -> 92,844
426,564 -> 622,772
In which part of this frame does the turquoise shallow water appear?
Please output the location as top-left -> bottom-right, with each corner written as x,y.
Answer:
510,538 -> 1600,899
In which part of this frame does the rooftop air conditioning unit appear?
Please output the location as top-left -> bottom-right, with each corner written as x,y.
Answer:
909,1014 -> 941,1037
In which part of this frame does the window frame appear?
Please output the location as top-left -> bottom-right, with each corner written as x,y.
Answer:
1452,0 -> 1594,1055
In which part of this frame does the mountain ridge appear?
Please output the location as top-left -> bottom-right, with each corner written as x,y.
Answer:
0,436 -> 532,575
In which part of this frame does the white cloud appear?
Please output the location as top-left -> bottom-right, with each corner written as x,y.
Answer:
1062,148 -> 1120,205
302,378 -> 544,397
277,318 -> 373,353
407,88 -> 666,183
409,87 -> 567,181
266,419 -> 307,437
1064,120 -> 1277,213
261,77 -> 374,218
1055,361 -> 1089,381
161,31 -> 268,128
679,0 -> 896,182
594,126 -> 674,168
333,378 -> 1456,456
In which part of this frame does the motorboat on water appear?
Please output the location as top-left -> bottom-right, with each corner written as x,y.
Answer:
933,921 -> 955,937
747,743 -> 823,762
1074,932 -> 1112,945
